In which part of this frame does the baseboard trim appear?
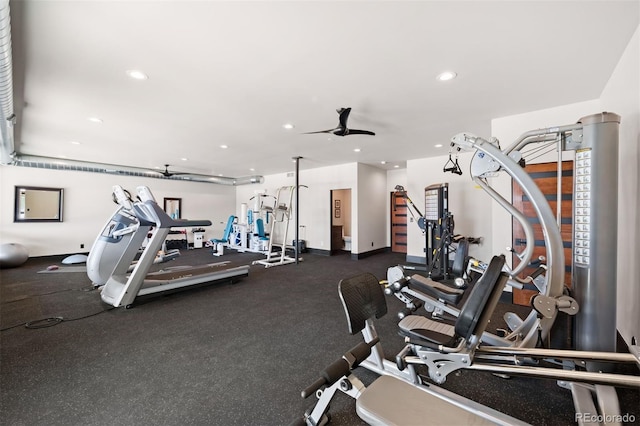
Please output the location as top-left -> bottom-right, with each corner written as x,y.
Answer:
406,255 -> 426,266
306,248 -> 331,256
351,247 -> 390,260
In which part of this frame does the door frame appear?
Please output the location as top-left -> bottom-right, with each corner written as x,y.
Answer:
390,191 -> 408,254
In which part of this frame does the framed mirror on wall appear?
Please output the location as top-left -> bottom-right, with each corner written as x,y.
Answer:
14,186 -> 64,222
164,198 -> 182,219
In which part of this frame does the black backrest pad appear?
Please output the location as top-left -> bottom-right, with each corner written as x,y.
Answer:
338,273 -> 388,335
451,238 -> 470,277
454,255 -> 506,340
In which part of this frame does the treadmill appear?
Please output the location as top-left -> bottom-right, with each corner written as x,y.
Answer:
98,185 -> 249,308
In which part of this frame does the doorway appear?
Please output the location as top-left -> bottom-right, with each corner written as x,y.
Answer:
390,191 -> 408,253
331,189 -> 352,254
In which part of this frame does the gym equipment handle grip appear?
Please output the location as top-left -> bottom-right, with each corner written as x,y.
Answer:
529,265 -> 546,280
301,377 -> 327,399
300,337 -> 380,399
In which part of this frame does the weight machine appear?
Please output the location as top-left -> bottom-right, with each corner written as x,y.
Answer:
423,183 -> 454,280
394,183 -> 478,281
295,113 -> 637,425
253,185 -> 306,268
295,264 -> 639,426
447,112 -> 625,421
226,192 -> 275,254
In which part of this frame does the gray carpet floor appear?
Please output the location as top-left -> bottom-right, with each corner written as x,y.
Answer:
1,248 -> 638,425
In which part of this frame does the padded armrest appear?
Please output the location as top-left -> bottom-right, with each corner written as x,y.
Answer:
409,274 -> 464,305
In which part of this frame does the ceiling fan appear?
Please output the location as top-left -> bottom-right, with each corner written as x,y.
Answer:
304,107 -> 375,137
155,164 -> 190,177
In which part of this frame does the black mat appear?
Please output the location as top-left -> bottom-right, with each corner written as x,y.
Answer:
1,249 -> 638,425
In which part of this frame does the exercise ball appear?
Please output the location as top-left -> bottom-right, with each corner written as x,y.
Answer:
0,243 -> 29,268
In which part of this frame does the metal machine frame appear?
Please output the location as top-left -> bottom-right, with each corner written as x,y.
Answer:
424,182 -> 452,280
447,112 -> 625,424
253,185 -> 304,268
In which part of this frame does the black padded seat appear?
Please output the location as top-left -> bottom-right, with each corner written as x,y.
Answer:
409,274 -> 464,305
398,314 -> 457,346
356,375 -> 495,426
402,238 -> 470,305
399,255 -> 506,347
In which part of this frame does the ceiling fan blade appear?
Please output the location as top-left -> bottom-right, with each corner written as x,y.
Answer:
305,107 -> 373,137
337,107 -> 352,128
302,129 -> 335,134
347,129 -> 376,136
149,164 -> 191,177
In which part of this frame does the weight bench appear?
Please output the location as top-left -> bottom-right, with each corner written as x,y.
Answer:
295,255 -> 526,426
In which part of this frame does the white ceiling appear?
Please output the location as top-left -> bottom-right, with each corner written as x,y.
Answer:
9,0 -> 640,178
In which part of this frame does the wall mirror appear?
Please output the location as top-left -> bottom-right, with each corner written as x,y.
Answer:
164,197 -> 182,219
14,186 -> 64,222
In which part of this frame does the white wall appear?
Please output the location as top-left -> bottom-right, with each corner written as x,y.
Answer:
356,163 -> 387,254
599,25 -> 640,346
0,166 -> 236,256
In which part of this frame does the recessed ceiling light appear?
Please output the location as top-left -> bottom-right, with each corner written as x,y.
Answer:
220,145 -> 228,149
181,158 -> 188,161
437,71 -> 457,81
282,123 -> 294,130
380,161 -> 387,164
394,165 -> 399,168
249,168 -> 255,171
126,70 -> 148,80
218,174 -> 224,176
70,141 -> 81,145
87,117 -> 103,123
354,148 -> 361,152
434,144 -> 443,148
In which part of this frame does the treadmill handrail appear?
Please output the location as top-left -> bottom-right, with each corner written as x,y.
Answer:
134,198 -> 212,228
